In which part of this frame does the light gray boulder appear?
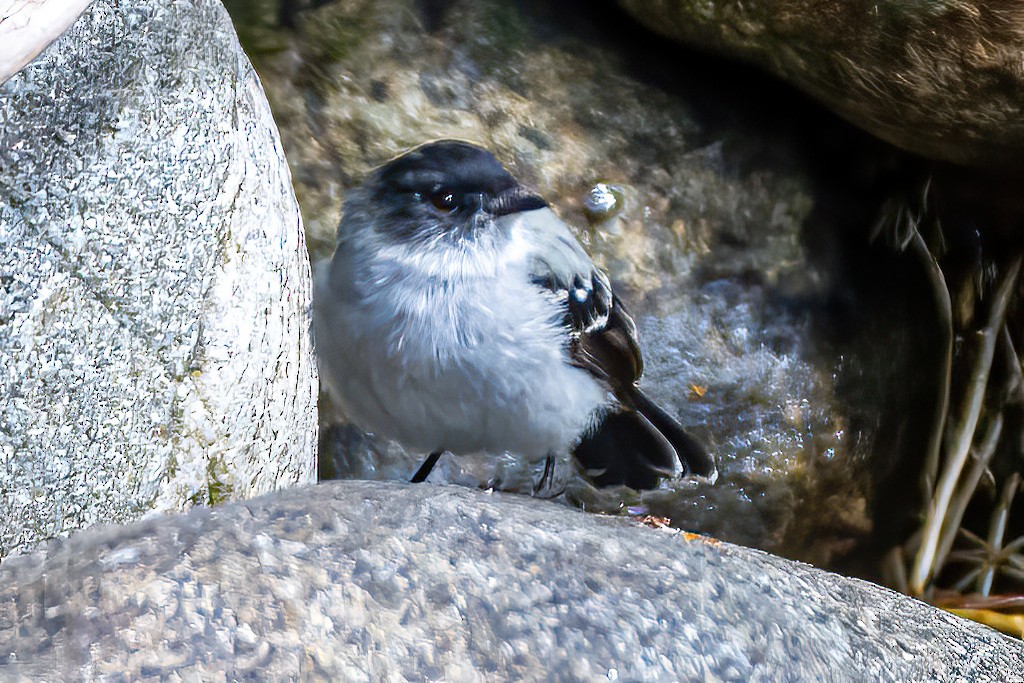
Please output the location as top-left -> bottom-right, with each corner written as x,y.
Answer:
0,0 -> 318,559
0,0 -> 94,85
0,481 -> 1020,680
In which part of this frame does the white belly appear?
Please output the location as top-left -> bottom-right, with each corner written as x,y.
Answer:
314,258 -> 608,459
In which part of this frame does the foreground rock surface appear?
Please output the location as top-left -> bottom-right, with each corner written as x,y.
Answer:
0,0 -> 318,558
0,481 -> 1020,680
618,0 -> 1024,167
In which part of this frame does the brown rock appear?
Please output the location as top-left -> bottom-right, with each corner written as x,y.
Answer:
619,0 -> 1024,167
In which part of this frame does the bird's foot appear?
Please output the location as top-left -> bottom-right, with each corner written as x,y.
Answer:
531,455 -> 567,498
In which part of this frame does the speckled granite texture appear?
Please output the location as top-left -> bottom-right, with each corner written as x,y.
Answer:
0,0 -> 318,558
0,481 -> 1020,680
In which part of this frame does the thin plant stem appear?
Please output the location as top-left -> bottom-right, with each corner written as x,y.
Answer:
911,255 -> 1022,595
907,226 -> 954,507
884,545 -> 909,595
999,326 -> 1023,402
933,413 -> 1003,573
979,473 -> 1020,596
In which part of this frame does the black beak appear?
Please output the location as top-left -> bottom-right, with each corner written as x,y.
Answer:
486,186 -> 548,217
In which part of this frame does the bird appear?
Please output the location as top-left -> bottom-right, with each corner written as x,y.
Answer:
313,139 -> 715,491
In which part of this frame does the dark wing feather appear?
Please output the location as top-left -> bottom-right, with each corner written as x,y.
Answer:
529,245 -> 714,483
531,267 -> 643,397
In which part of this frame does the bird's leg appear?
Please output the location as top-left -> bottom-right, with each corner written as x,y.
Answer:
532,454 -> 564,498
411,451 -> 443,483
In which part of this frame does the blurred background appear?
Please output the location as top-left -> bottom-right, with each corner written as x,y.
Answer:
222,0 -> 1024,629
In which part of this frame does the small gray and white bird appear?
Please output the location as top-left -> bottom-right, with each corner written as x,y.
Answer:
314,140 -> 714,490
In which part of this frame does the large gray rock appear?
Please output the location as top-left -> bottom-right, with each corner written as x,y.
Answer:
0,0 -> 318,559
0,481 -> 1020,680
618,0 -> 1024,168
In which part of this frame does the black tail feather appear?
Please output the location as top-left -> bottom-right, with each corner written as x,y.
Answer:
630,389 -> 715,477
573,389 -> 715,490
573,410 -> 677,490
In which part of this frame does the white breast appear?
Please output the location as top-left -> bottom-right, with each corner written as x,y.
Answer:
314,211 -> 609,460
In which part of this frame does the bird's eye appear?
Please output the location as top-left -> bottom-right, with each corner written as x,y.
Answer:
427,191 -> 458,212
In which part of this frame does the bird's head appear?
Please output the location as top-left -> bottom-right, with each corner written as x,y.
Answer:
352,140 -> 548,246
